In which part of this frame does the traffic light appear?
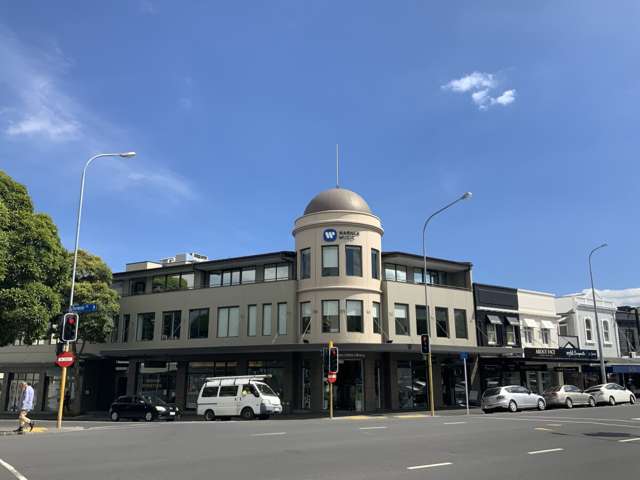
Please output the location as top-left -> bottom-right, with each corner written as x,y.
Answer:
61,313 -> 79,342
328,346 -> 339,373
421,334 -> 430,354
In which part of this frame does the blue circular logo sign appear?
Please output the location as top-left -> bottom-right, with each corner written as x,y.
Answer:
323,229 -> 337,242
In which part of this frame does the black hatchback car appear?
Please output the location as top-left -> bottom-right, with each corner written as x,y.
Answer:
109,395 -> 181,422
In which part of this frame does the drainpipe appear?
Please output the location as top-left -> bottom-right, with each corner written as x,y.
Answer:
634,307 -> 640,352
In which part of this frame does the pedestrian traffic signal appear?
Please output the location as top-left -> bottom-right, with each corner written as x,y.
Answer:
61,313 -> 79,342
328,346 -> 339,373
421,334 -> 430,354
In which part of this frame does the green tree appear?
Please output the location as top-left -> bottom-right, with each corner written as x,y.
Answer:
65,250 -> 120,351
0,171 -> 68,346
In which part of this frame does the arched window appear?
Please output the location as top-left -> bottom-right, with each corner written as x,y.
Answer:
585,318 -> 593,342
602,320 -> 611,344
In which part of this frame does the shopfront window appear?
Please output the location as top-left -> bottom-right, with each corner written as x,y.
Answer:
185,361 -> 237,409
248,360 -> 285,399
397,361 -> 426,409
6,373 -> 40,412
322,300 -> 340,333
44,374 -> 76,412
137,361 -> 177,404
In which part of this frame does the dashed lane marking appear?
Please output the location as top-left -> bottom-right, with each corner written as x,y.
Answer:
443,422 -> 466,425
547,424 -> 562,427
0,458 -> 28,480
359,426 -> 387,430
250,432 -> 287,437
528,448 -> 564,455
619,437 -> 640,443
407,462 -> 452,470
534,428 -> 553,431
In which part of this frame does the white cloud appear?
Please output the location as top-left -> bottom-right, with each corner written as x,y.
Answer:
442,71 -> 516,110
580,288 -> 640,307
126,170 -> 195,201
442,72 -> 495,93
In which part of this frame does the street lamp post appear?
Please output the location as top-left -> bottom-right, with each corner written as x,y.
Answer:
57,151 -> 136,429
588,243 -> 608,384
422,192 -> 472,416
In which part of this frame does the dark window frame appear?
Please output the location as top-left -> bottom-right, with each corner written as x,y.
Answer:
454,309 -> 468,339
394,303 -> 410,336
416,305 -> 428,336
435,307 -> 449,338
345,245 -> 363,277
371,249 -> 380,279
346,299 -> 363,333
372,301 -> 381,334
322,246 -> 339,277
189,308 -> 210,339
137,312 -> 155,341
162,310 -> 182,340
322,299 -> 340,333
300,248 -> 311,279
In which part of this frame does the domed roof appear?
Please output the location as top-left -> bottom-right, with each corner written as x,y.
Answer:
303,188 -> 372,215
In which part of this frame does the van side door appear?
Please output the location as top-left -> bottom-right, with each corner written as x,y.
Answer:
238,383 -> 261,416
217,385 -> 240,416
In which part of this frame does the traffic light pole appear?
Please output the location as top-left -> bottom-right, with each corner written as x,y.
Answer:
329,340 -> 334,420
56,343 -> 69,429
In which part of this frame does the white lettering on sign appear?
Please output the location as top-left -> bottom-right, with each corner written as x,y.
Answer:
338,230 -> 360,241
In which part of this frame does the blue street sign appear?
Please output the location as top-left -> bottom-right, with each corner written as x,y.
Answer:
459,352 -> 469,360
70,303 -> 97,314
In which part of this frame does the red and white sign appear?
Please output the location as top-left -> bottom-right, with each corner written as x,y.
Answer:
327,372 -> 337,384
55,351 -> 75,368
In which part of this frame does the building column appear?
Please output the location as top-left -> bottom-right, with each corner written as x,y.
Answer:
387,354 -> 398,411
0,373 -> 9,411
174,362 -> 188,410
432,358 -> 444,409
126,361 -> 137,396
310,353 -> 324,413
364,354 -> 378,412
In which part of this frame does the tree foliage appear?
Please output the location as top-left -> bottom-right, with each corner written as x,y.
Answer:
0,171 -> 68,346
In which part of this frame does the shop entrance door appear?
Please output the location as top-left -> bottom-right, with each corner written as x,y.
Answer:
330,359 -> 364,412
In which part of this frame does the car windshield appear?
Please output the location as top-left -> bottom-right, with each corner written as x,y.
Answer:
142,395 -> 168,406
255,383 -> 276,396
544,386 -> 562,393
483,388 -> 502,397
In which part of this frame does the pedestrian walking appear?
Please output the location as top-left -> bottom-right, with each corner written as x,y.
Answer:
14,381 -> 35,434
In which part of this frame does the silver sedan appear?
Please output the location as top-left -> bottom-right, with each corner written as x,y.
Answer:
482,385 -> 546,413
543,385 -> 596,408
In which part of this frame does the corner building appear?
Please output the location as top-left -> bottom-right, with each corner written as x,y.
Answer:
0,188 -> 477,414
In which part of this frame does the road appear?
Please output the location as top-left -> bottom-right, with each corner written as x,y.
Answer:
1,405 -> 640,480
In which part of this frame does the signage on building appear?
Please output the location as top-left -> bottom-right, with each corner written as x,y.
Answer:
322,228 -> 360,242
524,347 -> 598,361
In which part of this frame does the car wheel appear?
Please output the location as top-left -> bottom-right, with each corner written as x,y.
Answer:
204,410 -> 215,421
241,407 -> 255,420
144,412 -> 154,422
537,399 -> 546,411
630,395 -> 636,405
588,396 -> 596,407
565,398 -> 573,409
609,396 -> 616,406
110,411 -> 120,422
508,400 -> 518,412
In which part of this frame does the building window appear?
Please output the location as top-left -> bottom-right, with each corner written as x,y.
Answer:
394,303 -> 410,336
371,249 -> 380,279
372,302 -> 381,334
209,272 -> 222,287
322,246 -> 339,277
454,309 -> 468,339
487,323 -> 497,345
585,318 -> 593,342
300,248 -> 311,279
345,246 -> 362,277
189,308 -> 209,339
137,313 -> 155,341
322,300 -> 340,333
427,270 -> 447,285
506,325 -> 516,345
162,311 -> 181,340
396,265 -> 407,282
384,264 -> 407,282
558,319 -> 569,336
247,305 -> 257,336
541,328 -> 550,345
111,315 -> 120,343
241,268 -> 256,284
131,278 -> 146,295
122,314 -> 130,342
277,303 -> 287,335
152,272 -> 194,292
217,307 -> 240,338
264,263 -> 289,282
523,327 -> 534,344
435,307 -> 449,338
413,268 -> 424,284
603,320 -> 611,344
346,300 -> 363,332
300,302 -> 312,336
262,304 -> 272,336
416,305 -> 428,335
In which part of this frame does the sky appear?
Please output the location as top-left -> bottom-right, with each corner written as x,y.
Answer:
0,1 -> 639,303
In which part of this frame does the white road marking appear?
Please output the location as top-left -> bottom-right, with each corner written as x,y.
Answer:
547,424 -> 562,427
251,432 -> 287,437
632,418 -> 640,421
483,416 -> 640,430
443,422 -> 466,425
619,437 -> 640,443
528,448 -> 564,455
407,462 -> 452,470
534,427 -> 553,431
0,459 -> 28,480
359,426 -> 388,430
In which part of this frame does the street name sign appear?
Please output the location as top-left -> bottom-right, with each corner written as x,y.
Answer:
70,303 -> 97,314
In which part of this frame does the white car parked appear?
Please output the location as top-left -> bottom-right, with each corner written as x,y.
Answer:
584,383 -> 636,406
197,374 -> 283,420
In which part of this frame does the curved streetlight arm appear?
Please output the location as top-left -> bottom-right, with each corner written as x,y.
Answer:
588,243 -> 608,383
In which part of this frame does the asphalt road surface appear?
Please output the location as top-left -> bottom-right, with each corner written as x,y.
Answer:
2,405 -> 640,480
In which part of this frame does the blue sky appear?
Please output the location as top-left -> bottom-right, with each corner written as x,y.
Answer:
1,1 -> 639,301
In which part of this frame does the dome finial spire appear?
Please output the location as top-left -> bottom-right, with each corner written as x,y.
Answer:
336,143 -> 340,189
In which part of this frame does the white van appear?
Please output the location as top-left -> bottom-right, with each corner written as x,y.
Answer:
197,375 -> 283,421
